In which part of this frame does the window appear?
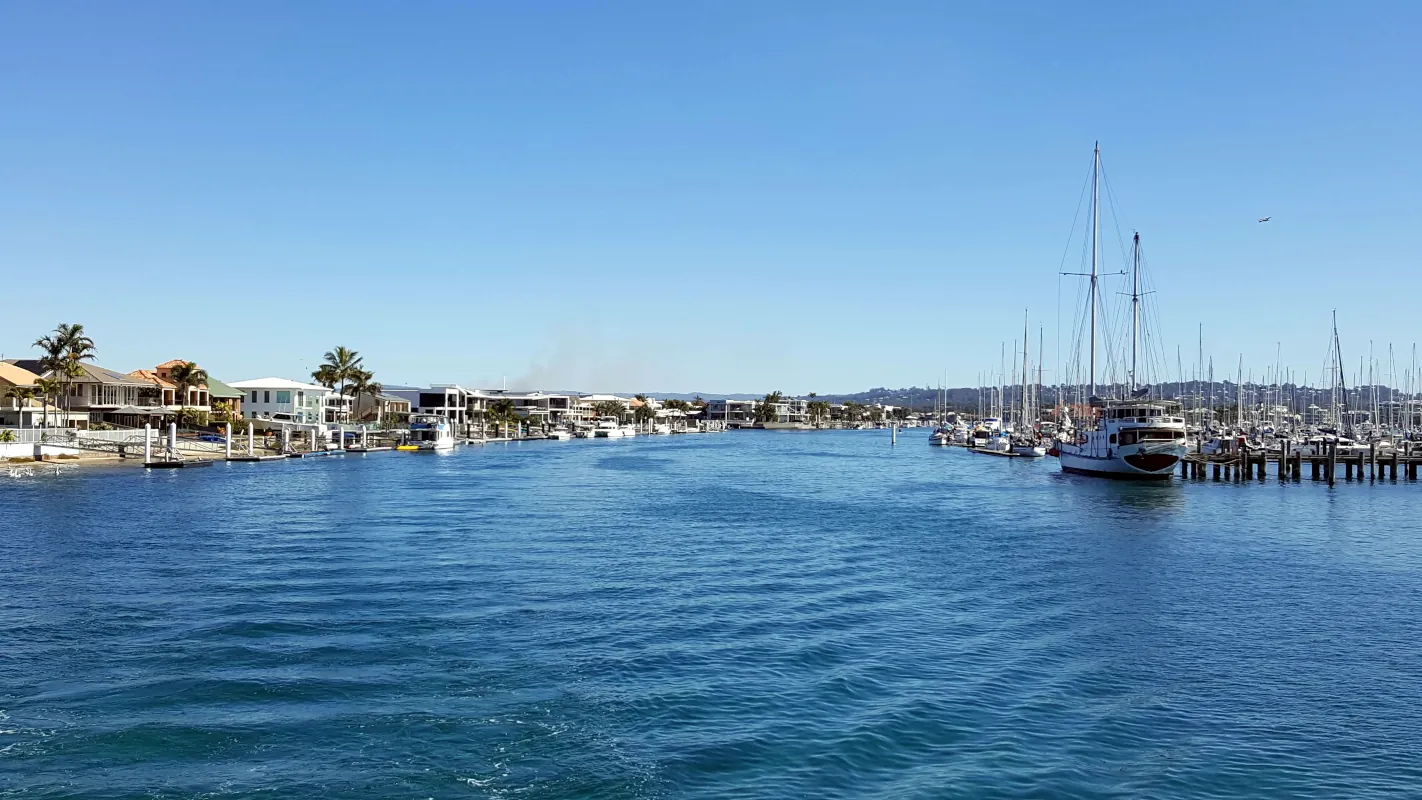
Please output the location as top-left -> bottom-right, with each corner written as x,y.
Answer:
264,391 -> 270,403
1109,433 -> 1118,444
276,391 -> 291,404
252,391 -> 258,403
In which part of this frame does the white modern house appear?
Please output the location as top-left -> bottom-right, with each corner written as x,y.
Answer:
229,378 -> 334,424
385,385 -> 477,431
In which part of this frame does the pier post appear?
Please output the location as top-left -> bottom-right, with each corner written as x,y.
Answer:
1279,442 -> 1287,480
1181,459 -> 1189,478
168,422 -> 177,461
247,422 -> 255,455
1391,453 -> 1399,480
1370,442 -> 1377,481
225,423 -> 232,459
144,423 -> 152,463
1257,454 -> 1266,481
1213,463 -> 1221,481
892,425 -> 897,446
1327,441 -> 1337,486
361,425 -> 368,449
282,427 -> 291,454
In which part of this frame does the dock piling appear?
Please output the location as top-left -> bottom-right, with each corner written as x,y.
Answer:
144,423 -> 152,463
225,423 -> 232,460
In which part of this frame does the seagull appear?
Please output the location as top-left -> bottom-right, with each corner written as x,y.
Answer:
1258,216 -> 1272,223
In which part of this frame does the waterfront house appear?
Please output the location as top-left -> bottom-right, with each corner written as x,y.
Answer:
205,377 -> 244,419
385,385 -> 475,431
706,398 -> 757,427
353,392 -> 411,424
229,377 -> 332,424
482,390 -> 586,427
7,359 -> 167,428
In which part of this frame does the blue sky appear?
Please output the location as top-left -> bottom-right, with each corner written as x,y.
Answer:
2,2 -> 1419,394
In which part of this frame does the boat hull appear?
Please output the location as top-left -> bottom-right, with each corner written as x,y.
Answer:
1059,448 -> 1180,480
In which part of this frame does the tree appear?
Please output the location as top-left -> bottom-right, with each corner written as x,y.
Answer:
663,398 -> 691,412
34,377 -> 59,429
317,346 -> 363,421
842,401 -> 862,424
755,391 -> 784,424
5,386 -> 36,428
167,361 -> 209,426
892,407 -> 910,422
34,323 -> 95,419
311,364 -> 339,389
807,400 -> 831,426
594,400 -> 625,420
633,394 -> 656,428
487,398 -> 519,438
344,369 -> 384,423
691,395 -> 707,408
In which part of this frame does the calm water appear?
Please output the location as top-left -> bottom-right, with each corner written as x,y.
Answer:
4,432 -> 1422,798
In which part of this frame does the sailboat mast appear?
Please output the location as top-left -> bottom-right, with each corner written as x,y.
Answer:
1022,310 -> 1030,428
1130,232 -> 1140,393
1089,142 -> 1100,398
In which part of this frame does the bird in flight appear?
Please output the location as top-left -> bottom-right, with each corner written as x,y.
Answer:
1258,216 -> 1272,223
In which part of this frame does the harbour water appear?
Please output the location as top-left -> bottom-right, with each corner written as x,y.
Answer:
4,432 -> 1422,798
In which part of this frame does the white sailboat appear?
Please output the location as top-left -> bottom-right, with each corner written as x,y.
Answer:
1055,144 -> 1187,479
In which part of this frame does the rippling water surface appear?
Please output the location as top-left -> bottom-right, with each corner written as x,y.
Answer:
4,432 -> 1422,798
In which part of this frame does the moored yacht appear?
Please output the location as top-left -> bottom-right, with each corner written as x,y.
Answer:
593,420 -> 626,438
1058,400 -> 1187,478
1052,145 -> 1187,479
400,415 -> 455,451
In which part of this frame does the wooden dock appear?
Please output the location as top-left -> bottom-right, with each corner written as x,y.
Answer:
1182,441 -> 1421,485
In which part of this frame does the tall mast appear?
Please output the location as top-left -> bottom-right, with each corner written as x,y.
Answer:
1333,310 -> 1350,434
1129,232 -> 1140,393
1089,142 -> 1100,398
1022,310 -> 1030,428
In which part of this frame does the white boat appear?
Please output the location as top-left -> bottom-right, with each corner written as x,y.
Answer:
619,424 -> 639,437
651,423 -> 672,435
1012,442 -> 1047,458
593,420 -> 626,438
1058,400 -> 1187,478
929,427 -> 952,446
401,415 -> 455,451
547,430 -> 572,441
1053,145 -> 1185,479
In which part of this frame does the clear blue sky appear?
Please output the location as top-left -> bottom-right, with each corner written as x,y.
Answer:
3,2 -> 1419,394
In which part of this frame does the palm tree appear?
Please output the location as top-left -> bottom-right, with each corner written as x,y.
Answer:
633,394 -> 657,430
842,401 -> 862,425
5,386 -> 36,428
807,400 -> 830,427
593,400 -> 625,420
755,390 -> 784,424
344,369 -> 384,423
167,361 -> 208,427
488,398 -> 519,438
311,364 -> 339,389
318,346 -> 363,421
34,377 -> 59,428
